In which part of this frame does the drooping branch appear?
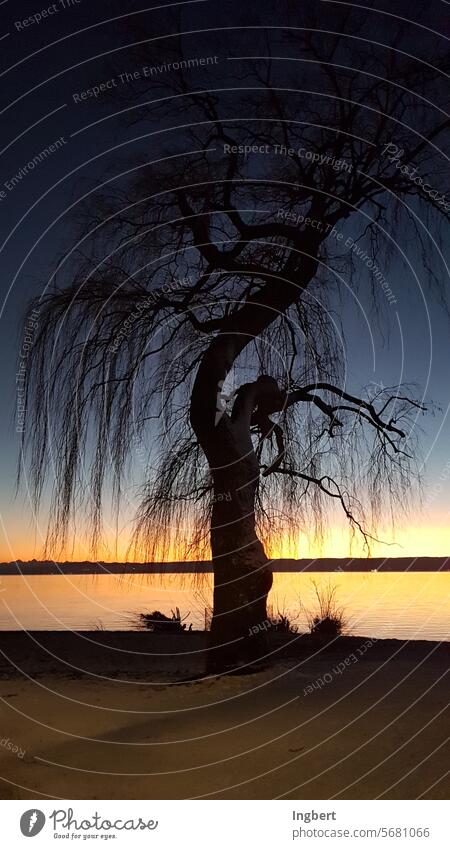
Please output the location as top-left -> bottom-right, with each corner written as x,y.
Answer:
266,466 -> 378,551
287,382 -> 426,451
245,377 -> 425,459
249,377 -> 427,549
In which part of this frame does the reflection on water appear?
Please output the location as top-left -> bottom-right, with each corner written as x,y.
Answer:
0,572 -> 448,641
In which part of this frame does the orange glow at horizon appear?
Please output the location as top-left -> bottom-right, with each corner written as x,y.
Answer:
2,523 -> 450,563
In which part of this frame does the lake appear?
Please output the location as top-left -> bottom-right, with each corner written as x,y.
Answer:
0,571 -> 448,640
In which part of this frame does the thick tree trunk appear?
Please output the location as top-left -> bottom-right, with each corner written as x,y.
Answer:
188,243 -> 321,672
207,433 -> 273,672
192,394 -> 275,672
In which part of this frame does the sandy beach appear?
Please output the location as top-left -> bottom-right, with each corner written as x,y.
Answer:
0,632 -> 448,800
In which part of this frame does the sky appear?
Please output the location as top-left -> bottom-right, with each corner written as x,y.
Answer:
0,0 -> 449,562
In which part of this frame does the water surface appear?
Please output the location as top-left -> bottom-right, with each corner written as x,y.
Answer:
0,572 -> 448,640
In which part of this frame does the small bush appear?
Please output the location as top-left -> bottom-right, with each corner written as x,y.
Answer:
267,601 -> 298,634
302,580 -> 346,638
138,607 -> 191,633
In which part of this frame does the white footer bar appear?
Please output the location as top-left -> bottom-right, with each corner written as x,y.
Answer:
0,799 -> 446,848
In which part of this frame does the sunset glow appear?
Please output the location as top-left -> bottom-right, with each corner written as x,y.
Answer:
2,522 -> 449,564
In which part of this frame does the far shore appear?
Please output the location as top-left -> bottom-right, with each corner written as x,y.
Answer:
1,556 -> 449,575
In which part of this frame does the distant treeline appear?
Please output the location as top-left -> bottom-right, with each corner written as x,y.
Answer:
0,558 -> 448,575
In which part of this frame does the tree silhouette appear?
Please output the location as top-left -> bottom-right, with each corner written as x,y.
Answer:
20,5 -> 449,671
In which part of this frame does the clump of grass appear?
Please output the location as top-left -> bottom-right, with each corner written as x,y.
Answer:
192,588 -> 213,631
267,600 -> 298,633
302,580 -> 346,637
138,607 -> 192,633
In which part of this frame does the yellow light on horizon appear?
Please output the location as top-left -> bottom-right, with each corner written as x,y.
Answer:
2,523 -> 450,563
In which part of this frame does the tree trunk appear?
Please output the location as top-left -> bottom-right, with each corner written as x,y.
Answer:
191,386 -> 274,673
207,426 -> 273,672
189,244 -> 321,672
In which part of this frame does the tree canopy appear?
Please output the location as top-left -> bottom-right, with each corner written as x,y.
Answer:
19,3 -> 450,561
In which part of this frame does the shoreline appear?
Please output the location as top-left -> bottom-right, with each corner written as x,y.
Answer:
1,556 -> 449,575
0,631 -> 447,679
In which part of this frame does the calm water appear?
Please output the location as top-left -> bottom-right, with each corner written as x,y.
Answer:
0,572 -> 448,640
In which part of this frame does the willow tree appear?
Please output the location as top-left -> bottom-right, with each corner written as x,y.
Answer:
20,5 -> 449,671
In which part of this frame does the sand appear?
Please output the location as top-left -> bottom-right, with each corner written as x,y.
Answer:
0,632 -> 448,800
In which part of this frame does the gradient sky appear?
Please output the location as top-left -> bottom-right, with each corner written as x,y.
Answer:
1,0 -> 449,562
